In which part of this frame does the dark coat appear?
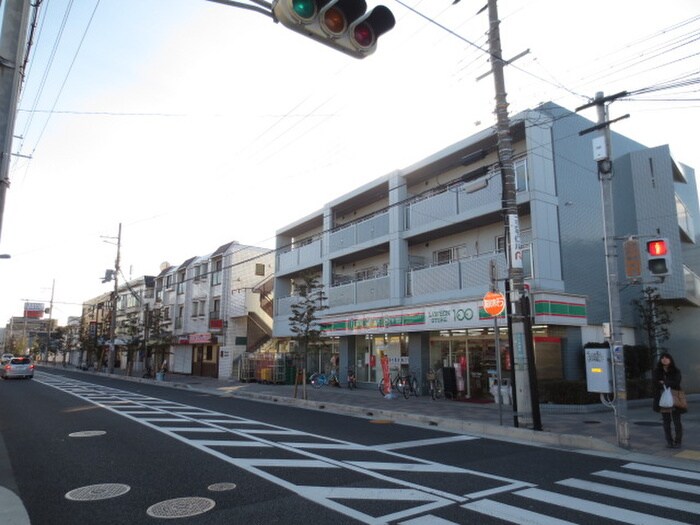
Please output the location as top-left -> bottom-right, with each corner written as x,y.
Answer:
652,367 -> 685,414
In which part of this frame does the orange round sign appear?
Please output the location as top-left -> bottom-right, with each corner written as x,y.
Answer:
483,291 -> 506,317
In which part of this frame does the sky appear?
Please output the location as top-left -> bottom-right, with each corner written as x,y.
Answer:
0,0 -> 698,325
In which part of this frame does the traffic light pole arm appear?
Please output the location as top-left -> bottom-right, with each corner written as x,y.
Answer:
205,0 -> 273,18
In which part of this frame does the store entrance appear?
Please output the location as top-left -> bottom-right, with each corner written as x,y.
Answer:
429,332 -> 509,400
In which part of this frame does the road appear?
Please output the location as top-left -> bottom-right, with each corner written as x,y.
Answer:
1,369 -> 699,524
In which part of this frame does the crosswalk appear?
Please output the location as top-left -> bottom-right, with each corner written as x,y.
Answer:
37,372 -> 700,524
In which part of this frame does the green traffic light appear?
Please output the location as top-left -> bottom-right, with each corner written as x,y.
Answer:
292,0 -> 316,19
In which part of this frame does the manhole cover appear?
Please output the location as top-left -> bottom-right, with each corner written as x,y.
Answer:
147,497 -> 215,519
208,482 -> 237,492
65,483 -> 131,501
583,420 -> 601,425
69,431 -> 107,438
634,421 -> 663,427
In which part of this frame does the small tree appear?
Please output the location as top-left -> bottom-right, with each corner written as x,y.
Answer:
288,272 -> 328,376
632,286 -> 672,363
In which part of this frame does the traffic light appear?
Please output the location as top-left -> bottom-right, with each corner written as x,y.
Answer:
272,0 -> 395,59
646,238 -> 671,277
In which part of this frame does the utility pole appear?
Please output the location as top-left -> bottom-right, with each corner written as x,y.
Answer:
577,91 -> 630,448
107,223 -> 122,375
486,0 -> 541,430
0,0 -> 31,241
45,278 -> 55,363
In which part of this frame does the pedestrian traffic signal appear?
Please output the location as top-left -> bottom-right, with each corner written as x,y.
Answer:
646,238 -> 671,277
272,0 -> 395,59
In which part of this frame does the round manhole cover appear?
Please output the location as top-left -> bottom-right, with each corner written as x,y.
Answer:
147,497 -> 215,519
69,431 -> 107,438
65,483 -> 131,501
583,420 -> 601,425
208,482 -> 237,492
634,421 -> 663,427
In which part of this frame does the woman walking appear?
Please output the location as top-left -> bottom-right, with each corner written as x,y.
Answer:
652,352 -> 685,448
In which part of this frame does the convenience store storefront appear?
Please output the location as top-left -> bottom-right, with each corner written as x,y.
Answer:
320,293 -> 587,397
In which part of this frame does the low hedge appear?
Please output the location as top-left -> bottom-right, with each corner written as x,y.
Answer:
538,378 -> 653,404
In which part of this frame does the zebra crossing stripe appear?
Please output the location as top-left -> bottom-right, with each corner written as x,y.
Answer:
593,470 -> 700,496
515,487 -> 691,525
623,463 -> 700,481
399,514 -> 460,524
557,478 -> 700,515
463,499 -> 576,525
376,435 -> 478,451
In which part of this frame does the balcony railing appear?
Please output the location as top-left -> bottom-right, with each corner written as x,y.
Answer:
405,178 -> 503,230
277,238 -> 323,273
329,211 -> 389,253
328,274 -> 390,308
407,252 -> 508,298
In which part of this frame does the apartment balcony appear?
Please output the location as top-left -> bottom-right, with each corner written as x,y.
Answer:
328,274 -> 390,308
329,211 -> 390,254
407,252 -> 508,300
676,194 -> 696,242
684,266 -> 700,306
405,178 -> 503,231
277,238 -> 322,274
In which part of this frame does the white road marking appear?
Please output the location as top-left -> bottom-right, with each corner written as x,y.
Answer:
594,469 -> 700,495
557,478 -> 700,515
376,435 -> 478,451
623,462 -> 700,481
515,487 -> 691,525
463,498 -> 577,525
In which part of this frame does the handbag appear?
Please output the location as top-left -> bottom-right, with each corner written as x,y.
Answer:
659,386 -> 674,408
672,389 -> 688,410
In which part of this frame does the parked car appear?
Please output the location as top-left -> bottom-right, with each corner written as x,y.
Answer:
1,357 -> 34,379
1,353 -> 14,363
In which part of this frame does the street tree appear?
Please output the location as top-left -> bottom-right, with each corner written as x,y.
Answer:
632,286 -> 672,363
288,272 -> 328,380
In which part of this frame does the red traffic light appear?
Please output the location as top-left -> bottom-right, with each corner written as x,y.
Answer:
647,239 -> 668,256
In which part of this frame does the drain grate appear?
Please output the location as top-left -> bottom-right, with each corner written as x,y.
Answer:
146,497 -> 215,519
65,483 -> 130,501
208,482 -> 237,492
69,430 -> 106,438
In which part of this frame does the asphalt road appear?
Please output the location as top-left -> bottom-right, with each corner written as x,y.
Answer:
1,369 -> 699,524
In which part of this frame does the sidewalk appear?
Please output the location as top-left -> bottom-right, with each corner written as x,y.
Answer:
88,368 -> 700,470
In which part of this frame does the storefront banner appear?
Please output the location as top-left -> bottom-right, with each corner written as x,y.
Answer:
320,301 -> 499,336
189,333 -> 212,344
380,356 -> 391,395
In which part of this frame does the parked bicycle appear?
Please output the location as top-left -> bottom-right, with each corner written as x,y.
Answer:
347,368 -> 357,389
426,369 -> 443,400
378,370 -> 414,398
309,371 -> 340,388
403,371 -> 420,398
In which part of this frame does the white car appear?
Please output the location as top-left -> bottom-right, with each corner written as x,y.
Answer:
1,356 -> 34,379
1,353 -> 14,363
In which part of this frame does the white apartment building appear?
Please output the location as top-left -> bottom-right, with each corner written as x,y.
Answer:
273,102 -> 700,394
156,240 -> 274,379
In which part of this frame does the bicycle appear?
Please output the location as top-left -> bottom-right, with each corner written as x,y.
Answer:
347,368 -> 357,389
426,369 -> 443,400
404,371 -> 420,398
309,371 -> 340,389
378,371 -> 411,398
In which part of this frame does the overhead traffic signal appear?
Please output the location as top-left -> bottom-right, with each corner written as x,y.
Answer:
272,0 -> 395,59
646,238 -> 671,277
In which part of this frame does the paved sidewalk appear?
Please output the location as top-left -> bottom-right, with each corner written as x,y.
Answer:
82,368 -> 700,470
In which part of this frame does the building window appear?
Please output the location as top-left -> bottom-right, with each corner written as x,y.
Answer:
163,306 -> 171,320
255,263 -> 265,276
434,249 -> 453,265
165,275 -> 173,289
177,270 -> 186,295
211,258 -> 222,286
496,235 -> 533,278
514,157 -> 528,192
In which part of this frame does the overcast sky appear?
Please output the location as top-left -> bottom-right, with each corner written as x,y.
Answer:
0,0 -> 698,325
